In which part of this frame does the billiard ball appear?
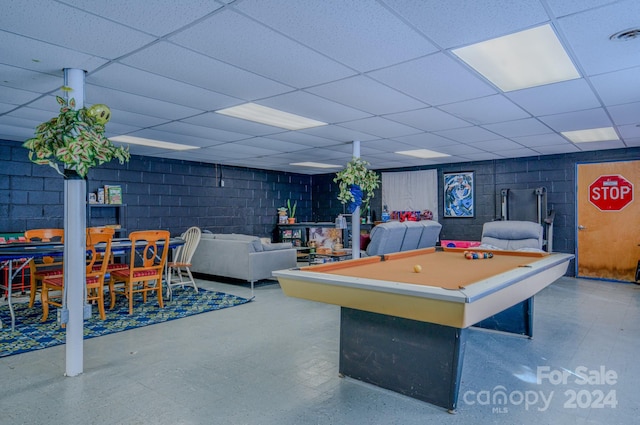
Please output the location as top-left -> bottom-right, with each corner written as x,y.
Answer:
413,265 -> 422,273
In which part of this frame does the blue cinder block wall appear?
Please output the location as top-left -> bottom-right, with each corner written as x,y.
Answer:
0,139 -> 312,240
2,138 -> 639,270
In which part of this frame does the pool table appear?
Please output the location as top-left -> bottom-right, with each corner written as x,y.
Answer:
273,247 -> 574,412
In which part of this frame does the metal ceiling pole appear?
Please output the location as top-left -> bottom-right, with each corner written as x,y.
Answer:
351,141 -> 361,259
63,68 -> 86,377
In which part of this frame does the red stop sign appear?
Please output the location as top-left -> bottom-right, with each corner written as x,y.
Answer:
589,174 -> 634,211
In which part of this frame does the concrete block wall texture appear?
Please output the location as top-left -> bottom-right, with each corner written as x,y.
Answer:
312,147 -> 640,272
0,140 -> 312,240
2,138 -> 639,264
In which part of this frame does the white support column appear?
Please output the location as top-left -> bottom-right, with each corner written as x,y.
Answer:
351,141 -> 361,259
63,68 -> 86,377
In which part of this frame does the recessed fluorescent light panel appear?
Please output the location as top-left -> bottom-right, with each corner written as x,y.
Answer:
452,24 -> 580,92
561,127 -> 619,143
110,135 -> 199,151
395,149 -> 450,159
290,161 -> 340,168
216,103 -> 327,130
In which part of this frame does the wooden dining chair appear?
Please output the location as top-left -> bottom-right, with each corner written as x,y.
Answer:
88,227 -> 128,273
24,228 -> 64,308
40,227 -> 115,322
166,226 -> 201,300
108,230 -> 170,315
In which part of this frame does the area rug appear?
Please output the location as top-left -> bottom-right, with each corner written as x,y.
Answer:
0,288 -> 251,358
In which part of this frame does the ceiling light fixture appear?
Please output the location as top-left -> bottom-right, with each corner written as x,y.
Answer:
216,103 -> 327,130
452,24 -> 580,92
561,127 -> 619,143
290,161 -> 341,168
110,135 -> 199,151
395,149 -> 450,159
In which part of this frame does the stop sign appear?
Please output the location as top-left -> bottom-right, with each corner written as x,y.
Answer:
589,174 -> 634,211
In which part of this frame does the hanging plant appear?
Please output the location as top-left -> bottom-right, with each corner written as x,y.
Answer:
334,157 -> 380,213
22,94 -> 130,178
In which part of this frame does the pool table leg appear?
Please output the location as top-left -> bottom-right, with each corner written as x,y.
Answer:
338,307 -> 467,412
474,297 -> 534,338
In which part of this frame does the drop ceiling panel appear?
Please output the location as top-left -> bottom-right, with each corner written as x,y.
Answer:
533,143 -> 581,155
538,108 -> 613,132
512,133 -> 571,147
184,112 -> 285,137
483,118 -> 552,138
266,132 -> 339,148
170,9 -> 355,88
124,129 -> 225,148
0,31 -> 108,74
233,137 -> 310,153
591,67 -> 640,106
153,121 -> 249,143
89,64 -> 240,111
545,0 -> 619,17
506,79 -> 602,116
0,65 -> 66,93
2,0 -> 154,58
306,76 -> 427,116
383,0 -> 549,48
557,0 -> 640,76
61,0 -> 223,37
337,117 -> 422,139
368,53 -> 497,105
0,86 -> 42,106
259,91 -> 371,124
439,95 -> 530,125
472,138 -> 526,152
435,126 -> 501,143
85,85 -> 203,120
120,42 -> 291,100
235,0 -> 438,72
495,147 -> 541,159
299,125 -> 380,143
0,124 -> 41,141
104,108 -> 170,129
392,133 -> 458,149
607,102 -> 640,125
384,108 -> 471,132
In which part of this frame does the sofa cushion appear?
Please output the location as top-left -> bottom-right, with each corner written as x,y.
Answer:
209,233 -> 263,252
262,241 -> 293,251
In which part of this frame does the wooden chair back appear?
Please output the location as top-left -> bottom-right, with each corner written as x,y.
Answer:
86,227 -> 115,280
24,228 -> 64,243
127,230 -> 170,282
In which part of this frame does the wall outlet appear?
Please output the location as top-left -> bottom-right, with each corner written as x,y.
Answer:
221,180 -> 224,187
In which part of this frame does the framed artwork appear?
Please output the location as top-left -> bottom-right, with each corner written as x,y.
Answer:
443,171 -> 474,218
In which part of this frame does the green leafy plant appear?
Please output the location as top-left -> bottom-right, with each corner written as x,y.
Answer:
287,199 -> 297,218
334,157 -> 380,209
23,95 -> 130,178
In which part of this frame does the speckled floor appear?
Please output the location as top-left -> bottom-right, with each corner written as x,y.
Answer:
1,276 -> 638,424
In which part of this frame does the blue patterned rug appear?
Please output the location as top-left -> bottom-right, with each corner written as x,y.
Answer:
0,288 -> 251,358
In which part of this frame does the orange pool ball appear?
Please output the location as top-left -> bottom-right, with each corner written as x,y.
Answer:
413,264 -> 422,273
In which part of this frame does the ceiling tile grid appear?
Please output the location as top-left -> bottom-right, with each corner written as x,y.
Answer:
0,0 -> 637,175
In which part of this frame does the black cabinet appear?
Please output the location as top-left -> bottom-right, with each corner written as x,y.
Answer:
277,222 -> 373,248
87,204 -> 127,236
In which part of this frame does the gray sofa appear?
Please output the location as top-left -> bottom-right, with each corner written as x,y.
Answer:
190,233 -> 297,293
364,220 -> 442,256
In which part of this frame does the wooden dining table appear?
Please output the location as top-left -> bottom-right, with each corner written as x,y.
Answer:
0,237 -> 184,331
